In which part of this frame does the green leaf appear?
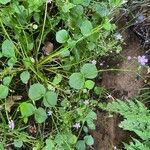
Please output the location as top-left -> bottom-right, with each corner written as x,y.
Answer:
2,39 -> 15,58
3,76 -> 12,86
94,3 -> 109,17
76,140 -> 86,150
86,120 -> 96,130
83,126 -> 89,133
68,134 -> 77,144
84,135 -> 94,145
23,57 -> 32,68
28,83 -> 46,101
0,52 -> 3,58
33,13 -> 40,23
72,0 -> 84,4
20,102 -> 35,118
14,139 -> 23,148
45,139 -> 54,150
94,86 -> 105,96
34,107 -> 47,123
43,91 -> 58,107
56,29 -> 69,43
0,143 -> 4,150
82,0 -> 91,6
0,84 -> 9,99
80,63 -> 98,79
0,0 -> 11,4
109,0 -> 122,7
69,73 -> 85,89
80,20 -> 93,35
62,2 -> 75,13
27,0 -> 45,13
73,48 -> 80,61
102,19 -> 112,31
7,57 -> 17,67
53,74 -> 62,85
20,71 -> 30,84
85,111 -> 97,130
59,49 -> 70,57
85,80 -> 95,89
86,111 -> 97,120
61,99 -> 70,107
71,5 -> 84,16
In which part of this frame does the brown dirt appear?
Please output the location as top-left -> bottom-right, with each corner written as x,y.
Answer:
91,28 -> 147,150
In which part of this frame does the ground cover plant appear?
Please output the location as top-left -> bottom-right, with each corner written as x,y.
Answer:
0,0 -> 149,149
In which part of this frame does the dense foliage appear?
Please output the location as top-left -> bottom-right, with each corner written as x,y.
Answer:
0,0 -> 124,149
0,0 -> 149,150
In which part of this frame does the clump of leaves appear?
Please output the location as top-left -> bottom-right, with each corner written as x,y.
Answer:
0,0 -> 123,149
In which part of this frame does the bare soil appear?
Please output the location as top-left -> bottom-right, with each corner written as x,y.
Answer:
91,27 -> 147,150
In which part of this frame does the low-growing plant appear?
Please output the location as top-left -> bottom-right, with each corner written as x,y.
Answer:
0,0 -> 126,149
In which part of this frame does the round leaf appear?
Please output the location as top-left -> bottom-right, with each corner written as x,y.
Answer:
84,135 -> 94,145
69,73 -> 85,89
80,63 -> 98,79
3,76 -> 12,86
20,102 -> 35,118
80,20 -> 93,36
94,3 -> 109,17
56,29 -> 69,43
14,140 -> 23,148
59,49 -> 70,57
2,39 -> 15,58
76,140 -> 86,150
34,107 -> 47,123
28,83 -> 46,101
85,80 -> 95,89
0,84 -> 9,99
7,57 -> 17,67
45,139 -> 54,150
20,71 -> 30,84
43,91 -> 58,107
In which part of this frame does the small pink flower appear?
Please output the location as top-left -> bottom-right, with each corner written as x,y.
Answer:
73,122 -> 80,129
8,120 -> 15,130
91,60 -> 97,65
48,110 -> 52,116
127,56 -> 132,60
136,14 -> 145,23
114,33 -> 123,40
83,100 -> 89,105
138,55 -> 148,66
106,94 -> 114,100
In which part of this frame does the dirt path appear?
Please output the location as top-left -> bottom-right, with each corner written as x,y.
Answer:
91,29 -> 146,150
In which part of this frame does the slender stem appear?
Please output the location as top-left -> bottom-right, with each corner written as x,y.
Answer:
37,25 -> 102,68
51,114 -> 72,150
0,18 -> 21,56
36,3 -> 48,60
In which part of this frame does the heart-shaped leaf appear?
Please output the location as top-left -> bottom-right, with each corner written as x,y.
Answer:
28,83 -> 46,101
69,73 -> 85,89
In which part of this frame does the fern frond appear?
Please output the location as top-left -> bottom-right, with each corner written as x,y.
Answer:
124,139 -> 150,150
106,99 -> 150,119
102,99 -> 150,149
119,119 -> 150,140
